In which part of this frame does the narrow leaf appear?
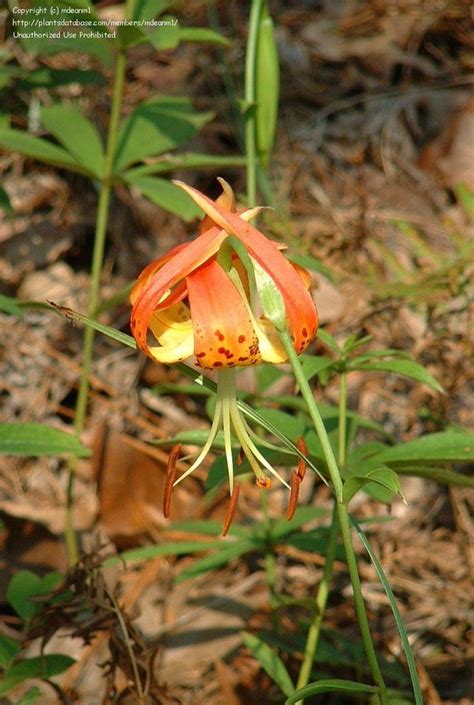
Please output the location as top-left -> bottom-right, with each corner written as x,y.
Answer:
41,105 -> 104,177
243,632 -> 294,697
343,466 -> 402,504
285,679 -> 377,705
177,541 -> 258,582
0,424 -> 90,457
0,129 -> 86,173
114,97 -> 214,172
349,359 -> 443,393
352,518 -> 424,705
179,27 -> 229,45
104,540 -> 224,567
122,174 -> 203,220
373,431 -> 474,465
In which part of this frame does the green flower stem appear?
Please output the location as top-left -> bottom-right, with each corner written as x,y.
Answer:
245,0 -> 264,208
65,25 -> 130,566
338,371 -> 348,468
295,502 -> 339,702
279,331 -> 389,705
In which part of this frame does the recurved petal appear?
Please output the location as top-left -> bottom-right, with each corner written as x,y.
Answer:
186,260 -> 261,369
173,181 -> 318,354
129,242 -> 188,305
130,224 -> 229,356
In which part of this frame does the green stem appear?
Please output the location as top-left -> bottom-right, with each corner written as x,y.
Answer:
338,371 -> 347,468
280,331 -> 389,704
295,503 -> 339,702
244,0 -> 264,207
65,28 -> 130,566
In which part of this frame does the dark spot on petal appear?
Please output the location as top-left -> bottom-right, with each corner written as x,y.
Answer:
238,356 -> 248,362
302,327 -> 308,338
238,335 -> 246,343
213,361 -> 223,367
218,347 -> 226,354
196,352 -> 206,358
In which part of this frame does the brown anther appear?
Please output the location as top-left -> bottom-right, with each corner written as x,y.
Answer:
286,470 -> 301,520
256,476 -> 272,489
237,447 -> 245,466
296,436 -> 308,480
163,444 -> 181,518
222,483 -> 240,537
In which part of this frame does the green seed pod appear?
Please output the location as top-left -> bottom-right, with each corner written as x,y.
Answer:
255,1 -> 280,168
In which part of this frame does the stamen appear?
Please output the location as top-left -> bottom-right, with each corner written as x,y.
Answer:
173,400 -> 223,486
229,403 -> 291,489
222,482 -> 240,537
297,437 -> 308,480
237,447 -> 245,466
286,470 -> 301,520
163,444 -> 181,518
257,477 -> 272,489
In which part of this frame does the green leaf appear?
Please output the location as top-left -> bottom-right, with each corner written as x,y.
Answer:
0,634 -> 21,668
343,466 -> 402,504
0,655 -> 75,695
17,686 -> 42,704
288,253 -> 337,283
254,408 -> 306,443
0,185 -> 13,213
349,358 -> 443,393
300,354 -> 334,382
0,424 -> 90,457
49,303 -> 137,349
0,293 -> 23,317
0,129 -> 87,173
168,519 -> 251,539
270,506 -> 328,540
285,679 -> 378,704
145,19 -> 181,50
18,68 -> 104,90
372,430 -> 474,466
104,540 -> 224,567
122,174 -> 203,220
132,0 -> 170,20
114,97 -> 214,172
352,518 -> 423,705
242,632 -> 294,696
123,153 -> 247,178
455,182 -> 474,224
177,541 -> 258,582
255,3 -> 279,166
180,27 -> 229,46
41,105 -> 104,177
395,464 -> 474,488
6,571 -> 63,622
317,329 -> 341,354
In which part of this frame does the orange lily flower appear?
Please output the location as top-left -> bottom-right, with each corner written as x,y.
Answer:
130,179 -> 318,501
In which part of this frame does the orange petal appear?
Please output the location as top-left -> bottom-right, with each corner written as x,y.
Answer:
129,242 -> 188,305
199,178 -> 236,234
173,182 -> 318,354
130,225 -> 228,356
186,260 -> 260,369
